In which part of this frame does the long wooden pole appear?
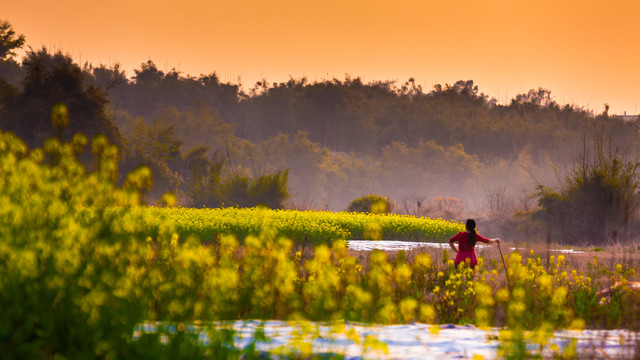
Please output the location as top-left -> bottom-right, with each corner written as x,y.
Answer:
498,242 -> 510,289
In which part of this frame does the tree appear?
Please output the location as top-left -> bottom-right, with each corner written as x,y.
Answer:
84,62 -> 128,92
0,20 -> 25,60
512,88 -> 555,108
4,48 -> 121,148
0,20 -> 25,93
151,104 -> 236,152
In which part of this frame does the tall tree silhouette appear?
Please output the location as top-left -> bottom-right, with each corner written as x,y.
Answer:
3,48 -> 121,148
0,20 -> 25,60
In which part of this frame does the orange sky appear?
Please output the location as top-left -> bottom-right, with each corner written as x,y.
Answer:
4,0 -> 640,114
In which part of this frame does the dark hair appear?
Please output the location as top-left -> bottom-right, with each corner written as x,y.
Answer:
466,219 -> 477,247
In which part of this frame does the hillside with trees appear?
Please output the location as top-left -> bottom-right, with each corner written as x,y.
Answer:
2,20 -> 640,245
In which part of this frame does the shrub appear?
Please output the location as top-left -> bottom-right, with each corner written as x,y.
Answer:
346,194 -> 393,214
534,133 -> 640,245
220,170 -> 290,209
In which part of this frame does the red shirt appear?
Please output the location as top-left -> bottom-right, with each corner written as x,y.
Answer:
448,231 -> 491,265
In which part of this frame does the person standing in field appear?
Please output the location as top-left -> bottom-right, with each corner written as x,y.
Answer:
448,219 -> 500,269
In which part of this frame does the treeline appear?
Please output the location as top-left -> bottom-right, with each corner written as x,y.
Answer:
88,64 -> 640,165
2,22 -> 640,219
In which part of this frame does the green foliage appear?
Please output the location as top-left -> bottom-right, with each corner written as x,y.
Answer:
346,194 -> 393,214
535,134 -> 640,245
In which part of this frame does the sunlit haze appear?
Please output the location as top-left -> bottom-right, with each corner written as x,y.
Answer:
5,0 -> 639,114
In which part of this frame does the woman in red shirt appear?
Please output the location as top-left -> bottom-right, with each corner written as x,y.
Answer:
448,219 -> 500,269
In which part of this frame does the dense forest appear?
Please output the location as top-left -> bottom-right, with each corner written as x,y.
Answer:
2,21 -> 640,243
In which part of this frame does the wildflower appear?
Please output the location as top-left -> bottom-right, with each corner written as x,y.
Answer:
537,274 -> 553,294
420,304 -> 436,323
475,307 -> 490,327
447,259 -> 454,267
569,318 -> 585,330
551,286 -> 568,307
496,288 -> 509,303
414,253 -> 432,270
512,287 -> 525,301
507,301 -> 526,316
399,298 -> 418,323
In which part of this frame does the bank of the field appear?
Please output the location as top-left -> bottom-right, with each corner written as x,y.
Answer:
143,207 -> 464,244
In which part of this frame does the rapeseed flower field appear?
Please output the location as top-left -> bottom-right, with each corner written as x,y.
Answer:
133,205 -> 464,245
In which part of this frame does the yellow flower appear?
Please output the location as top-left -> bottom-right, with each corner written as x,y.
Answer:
447,259 -> 454,267
420,304 -> 436,323
496,288 -> 510,303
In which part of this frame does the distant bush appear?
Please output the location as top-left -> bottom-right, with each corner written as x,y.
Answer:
534,134 -> 640,245
346,194 -> 393,214
220,170 -> 290,209
197,168 -> 290,210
